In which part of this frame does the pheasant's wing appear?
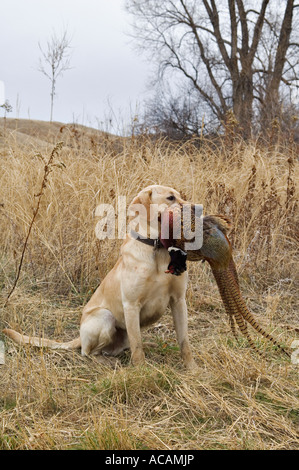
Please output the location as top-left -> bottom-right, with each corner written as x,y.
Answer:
160,206 -> 232,266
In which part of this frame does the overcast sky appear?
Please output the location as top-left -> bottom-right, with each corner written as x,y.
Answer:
0,0 -> 153,132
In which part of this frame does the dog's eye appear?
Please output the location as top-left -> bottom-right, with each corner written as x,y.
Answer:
167,195 -> 176,201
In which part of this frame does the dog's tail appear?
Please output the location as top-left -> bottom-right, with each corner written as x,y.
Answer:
3,328 -> 81,350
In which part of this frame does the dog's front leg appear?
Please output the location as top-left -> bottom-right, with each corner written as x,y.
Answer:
170,297 -> 196,370
123,302 -> 145,366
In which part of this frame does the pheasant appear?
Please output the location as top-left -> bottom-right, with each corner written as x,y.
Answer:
160,205 -> 289,357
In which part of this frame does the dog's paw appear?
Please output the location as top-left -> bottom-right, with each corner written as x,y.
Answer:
184,359 -> 198,373
131,348 -> 145,366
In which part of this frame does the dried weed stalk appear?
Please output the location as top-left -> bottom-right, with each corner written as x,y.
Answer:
3,142 -> 64,307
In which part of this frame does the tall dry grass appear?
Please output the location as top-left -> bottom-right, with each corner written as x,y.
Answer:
0,119 -> 298,450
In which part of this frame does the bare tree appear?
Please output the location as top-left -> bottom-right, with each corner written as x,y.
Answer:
126,0 -> 299,138
0,100 -> 12,116
38,30 -> 72,122
140,86 -> 205,139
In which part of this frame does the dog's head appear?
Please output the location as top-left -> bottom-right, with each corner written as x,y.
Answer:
128,185 -> 186,238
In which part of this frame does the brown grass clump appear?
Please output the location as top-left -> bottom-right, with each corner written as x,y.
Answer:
0,118 -> 298,450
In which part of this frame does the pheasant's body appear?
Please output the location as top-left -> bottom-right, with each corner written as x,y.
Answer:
160,206 -> 289,357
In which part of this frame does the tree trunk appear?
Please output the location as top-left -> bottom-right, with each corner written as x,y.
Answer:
261,0 -> 294,125
232,71 -> 254,139
50,78 -> 55,122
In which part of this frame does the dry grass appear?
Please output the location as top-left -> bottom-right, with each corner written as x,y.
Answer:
0,118 -> 298,450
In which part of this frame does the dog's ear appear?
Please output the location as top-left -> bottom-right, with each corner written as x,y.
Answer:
128,189 -> 153,222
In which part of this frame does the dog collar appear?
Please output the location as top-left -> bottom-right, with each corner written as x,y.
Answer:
130,230 -> 163,250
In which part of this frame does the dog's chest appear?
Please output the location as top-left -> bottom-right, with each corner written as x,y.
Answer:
153,247 -> 171,272
139,268 -> 174,327
122,246 -> 184,327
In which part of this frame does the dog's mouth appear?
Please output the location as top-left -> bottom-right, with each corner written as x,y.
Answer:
158,201 -> 184,222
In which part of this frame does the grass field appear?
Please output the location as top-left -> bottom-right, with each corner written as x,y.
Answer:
0,118 -> 298,450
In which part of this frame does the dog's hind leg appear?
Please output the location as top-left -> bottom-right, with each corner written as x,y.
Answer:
80,309 -> 116,357
102,327 -> 129,356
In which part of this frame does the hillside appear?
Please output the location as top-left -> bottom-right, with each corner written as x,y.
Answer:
0,118 -> 124,154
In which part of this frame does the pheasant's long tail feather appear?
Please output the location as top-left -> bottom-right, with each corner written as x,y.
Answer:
211,260 -> 261,355
210,258 -> 290,357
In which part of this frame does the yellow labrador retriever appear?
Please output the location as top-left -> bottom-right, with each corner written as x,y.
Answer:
4,185 -> 196,369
